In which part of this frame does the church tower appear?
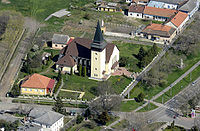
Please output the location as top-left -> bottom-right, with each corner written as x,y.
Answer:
90,21 -> 107,80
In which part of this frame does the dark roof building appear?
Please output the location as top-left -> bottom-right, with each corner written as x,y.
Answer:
152,0 -> 187,5
52,34 -> 70,44
179,0 -> 199,17
128,5 -> 145,13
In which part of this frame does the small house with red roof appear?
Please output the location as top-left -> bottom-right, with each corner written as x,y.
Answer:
165,11 -> 189,33
138,23 -> 176,43
21,74 -> 55,96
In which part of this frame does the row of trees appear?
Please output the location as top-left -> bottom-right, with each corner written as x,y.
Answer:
0,120 -> 19,130
79,64 -> 87,77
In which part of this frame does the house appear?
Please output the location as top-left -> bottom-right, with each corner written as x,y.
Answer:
126,0 -> 133,3
147,1 -> 165,8
178,0 -> 199,18
138,23 -> 176,43
165,11 -> 189,33
98,2 -> 121,12
128,5 -> 144,18
52,34 -> 70,49
150,0 -> 187,9
132,0 -> 149,5
56,21 -> 119,81
28,108 -> 64,131
21,74 -> 55,96
143,6 -> 177,21
95,0 -> 105,5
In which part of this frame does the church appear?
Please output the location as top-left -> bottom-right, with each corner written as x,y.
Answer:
55,21 -> 119,81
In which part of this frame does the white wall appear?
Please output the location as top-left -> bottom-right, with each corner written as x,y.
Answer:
128,12 -> 143,18
143,14 -> 167,21
49,117 -> 64,131
126,0 -> 132,3
163,3 -> 178,9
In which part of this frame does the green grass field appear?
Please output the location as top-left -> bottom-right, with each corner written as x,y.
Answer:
155,65 -> 200,103
137,103 -> 158,112
119,100 -> 146,112
129,49 -> 200,100
113,41 -> 152,72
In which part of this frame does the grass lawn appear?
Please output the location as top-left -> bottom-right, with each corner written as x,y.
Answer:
67,121 -> 102,131
113,41 -> 152,72
111,119 -> 128,129
12,99 -> 88,108
155,65 -> 200,104
129,49 -> 200,100
137,103 -> 158,112
147,122 -> 166,131
119,100 -> 146,112
106,116 -> 120,126
164,126 -> 186,131
58,75 -> 132,101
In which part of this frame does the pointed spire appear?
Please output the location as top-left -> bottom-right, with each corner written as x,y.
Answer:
93,20 -> 104,43
91,20 -> 107,51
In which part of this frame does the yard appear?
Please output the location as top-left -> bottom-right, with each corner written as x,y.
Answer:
119,100 -> 146,112
113,41 -> 152,72
137,103 -> 158,112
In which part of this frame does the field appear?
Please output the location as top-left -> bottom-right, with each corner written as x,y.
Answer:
137,103 -> 158,112
119,100 -> 146,112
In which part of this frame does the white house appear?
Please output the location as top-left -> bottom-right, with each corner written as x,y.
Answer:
29,109 -> 64,131
143,6 -> 177,21
128,5 -> 144,18
165,11 -> 189,33
150,0 -> 186,9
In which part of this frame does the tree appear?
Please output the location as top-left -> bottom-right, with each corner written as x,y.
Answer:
57,70 -> 62,81
119,57 -> 129,67
83,66 -> 87,77
79,64 -> 82,76
70,67 -> 73,75
76,115 -> 84,124
84,108 -> 91,118
137,47 -> 146,61
137,92 -> 145,102
0,120 -> 19,130
50,51 -> 54,60
53,97 -> 64,114
150,43 -> 159,57
98,111 -> 110,125
10,84 -> 20,97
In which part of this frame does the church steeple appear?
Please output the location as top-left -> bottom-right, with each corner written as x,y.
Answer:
91,21 -> 107,51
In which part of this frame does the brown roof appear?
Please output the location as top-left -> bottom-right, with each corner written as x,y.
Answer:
143,6 -> 177,18
142,23 -> 176,37
128,5 -> 145,13
133,0 -> 149,3
58,38 -> 116,67
170,11 -> 188,27
56,54 -> 76,67
106,43 -> 115,63
21,74 -> 53,89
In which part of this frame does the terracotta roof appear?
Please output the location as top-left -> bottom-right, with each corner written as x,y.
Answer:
128,5 -> 145,13
21,74 -> 53,89
56,54 -> 76,67
66,37 -> 74,45
170,11 -> 188,27
47,79 -> 55,89
106,43 -> 115,63
143,6 -> 177,18
142,23 -> 176,37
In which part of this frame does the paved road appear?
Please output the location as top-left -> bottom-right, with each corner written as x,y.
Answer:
151,60 -> 200,101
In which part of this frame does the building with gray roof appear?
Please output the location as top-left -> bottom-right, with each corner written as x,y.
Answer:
52,34 -> 70,49
179,0 -> 199,17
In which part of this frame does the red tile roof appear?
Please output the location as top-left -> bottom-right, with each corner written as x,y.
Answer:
143,6 -> 177,18
66,37 -> 74,45
142,23 -> 176,37
129,5 -> 145,13
170,11 -> 188,27
47,79 -> 55,89
21,74 -> 54,89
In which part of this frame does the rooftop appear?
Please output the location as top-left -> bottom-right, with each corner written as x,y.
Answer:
151,0 -> 187,5
147,1 -> 165,8
21,74 -> 55,89
128,5 -> 145,13
170,11 -> 188,27
179,0 -> 198,12
52,34 -> 70,44
143,6 -> 177,18
142,23 -> 176,37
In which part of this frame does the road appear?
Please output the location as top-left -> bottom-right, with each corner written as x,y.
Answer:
0,17 -> 41,97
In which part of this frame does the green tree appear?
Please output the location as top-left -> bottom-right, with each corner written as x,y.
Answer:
84,108 -> 91,118
137,47 -> 146,61
137,92 -> 145,102
83,66 -> 87,77
53,97 -> 64,114
119,57 -> 129,67
151,43 -> 159,57
57,70 -> 62,81
98,111 -> 110,125
79,64 -> 82,76
0,120 -> 19,130
10,84 -> 20,97
70,67 -> 73,75
50,50 -> 54,60
76,115 -> 84,124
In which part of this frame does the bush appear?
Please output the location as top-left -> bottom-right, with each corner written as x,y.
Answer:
136,92 -> 145,102
76,115 -> 84,124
